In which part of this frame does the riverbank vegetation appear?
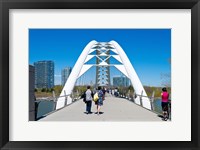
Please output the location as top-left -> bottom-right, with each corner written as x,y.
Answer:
35,85 -> 171,99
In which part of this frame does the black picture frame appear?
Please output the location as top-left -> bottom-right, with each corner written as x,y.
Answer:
0,0 -> 200,150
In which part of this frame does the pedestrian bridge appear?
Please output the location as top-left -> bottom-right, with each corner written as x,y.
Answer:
39,94 -> 161,121
56,41 -> 152,110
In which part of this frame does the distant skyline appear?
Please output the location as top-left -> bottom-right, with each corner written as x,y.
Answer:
29,29 -> 171,87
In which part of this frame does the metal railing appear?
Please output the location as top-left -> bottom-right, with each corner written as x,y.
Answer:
118,91 -> 155,109
116,90 -> 171,120
35,90 -> 81,120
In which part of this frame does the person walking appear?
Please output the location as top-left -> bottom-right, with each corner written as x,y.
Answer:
102,87 -> 106,100
85,86 -> 93,114
95,86 -> 104,115
161,87 -> 169,121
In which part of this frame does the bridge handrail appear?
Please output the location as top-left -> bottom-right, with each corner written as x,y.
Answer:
117,91 -> 171,120
35,93 -> 81,102
35,91 -> 81,120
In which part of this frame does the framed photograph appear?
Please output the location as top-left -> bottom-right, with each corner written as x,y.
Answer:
0,0 -> 199,149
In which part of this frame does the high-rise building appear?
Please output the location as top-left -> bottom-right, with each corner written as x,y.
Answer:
61,67 -> 72,86
34,60 -> 54,88
113,76 -> 130,87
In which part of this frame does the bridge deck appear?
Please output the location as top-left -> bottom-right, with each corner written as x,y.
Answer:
39,95 -> 162,121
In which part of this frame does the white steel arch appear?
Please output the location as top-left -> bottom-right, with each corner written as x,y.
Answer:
56,40 -> 97,109
110,41 -> 151,109
56,40 -> 151,110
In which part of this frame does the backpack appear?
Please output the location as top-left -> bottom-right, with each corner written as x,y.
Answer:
93,92 -> 99,102
81,92 -> 86,103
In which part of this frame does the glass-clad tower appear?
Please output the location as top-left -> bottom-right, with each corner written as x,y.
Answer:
113,76 -> 130,87
34,60 -> 54,88
61,67 -> 72,86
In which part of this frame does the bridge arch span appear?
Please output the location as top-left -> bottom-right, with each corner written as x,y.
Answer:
56,40 -> 151,110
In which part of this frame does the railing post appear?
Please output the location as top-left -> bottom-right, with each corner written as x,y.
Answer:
52,91 -> 55,98
140,90 -> 143,106
53,98 -> 57,110
71,91 -> 75,102
76,90 -> 79,100
150,91 -> 155,111
128,90 -> 130,100
133,91 -> 136,103
64,90 -> 68,106
52,91 -> 57,110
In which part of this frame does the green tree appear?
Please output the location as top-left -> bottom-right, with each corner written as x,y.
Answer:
50,88 -> 54,92
53,85 -> 63,96
41,88 -> 46,92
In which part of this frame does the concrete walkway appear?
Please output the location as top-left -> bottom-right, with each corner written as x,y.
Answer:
39,95 -> 162,121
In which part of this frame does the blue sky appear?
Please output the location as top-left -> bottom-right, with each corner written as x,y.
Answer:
29,29 -> 171,87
